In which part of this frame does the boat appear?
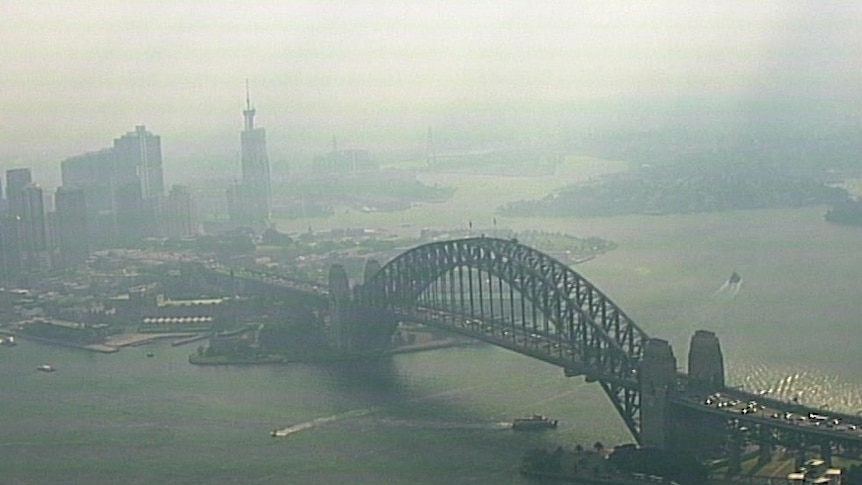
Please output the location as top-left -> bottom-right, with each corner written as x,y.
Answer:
37,364 -> 56,372
512,414 -> 558,431
0,336 -> 16,346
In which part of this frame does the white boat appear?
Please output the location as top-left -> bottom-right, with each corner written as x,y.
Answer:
37,364 -> 56,372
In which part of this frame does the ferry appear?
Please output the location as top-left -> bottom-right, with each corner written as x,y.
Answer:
37,364 -> 56,372
512,414 -> 558,431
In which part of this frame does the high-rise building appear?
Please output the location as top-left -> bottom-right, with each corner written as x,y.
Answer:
113,125 -> 164,200
0,216 -> 22,283
162,185 -> 197,239
20,184 -> 47,253
60,126 -> 167,246
237,85 -> 272,225
61,148 -> 116,214
6,168 -> 32,218
19,183 -> 50,271
114,179 -> 148,244
0,174 -> 5,216
54,186 -> 89,267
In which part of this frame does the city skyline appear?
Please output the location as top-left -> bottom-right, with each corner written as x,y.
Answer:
2,1 -> 860,188
1,3 -> 860,483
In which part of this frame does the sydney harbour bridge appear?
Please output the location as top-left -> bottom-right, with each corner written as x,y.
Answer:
211,237 -> 861,470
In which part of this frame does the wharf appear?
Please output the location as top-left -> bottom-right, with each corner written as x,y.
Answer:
189,338 -> 476,366
104,332 -> 197,348
171,334 -> 209,346
10,333 -> 119,353
12,332 -> 199,353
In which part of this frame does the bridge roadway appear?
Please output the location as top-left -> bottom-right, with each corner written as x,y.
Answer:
208,263 -> 329,300
674,389 -> 862,448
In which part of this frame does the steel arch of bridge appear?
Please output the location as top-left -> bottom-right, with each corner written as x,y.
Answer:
355,237 -> 651,440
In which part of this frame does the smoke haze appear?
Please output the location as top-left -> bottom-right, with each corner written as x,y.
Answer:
2,1 -> 860,186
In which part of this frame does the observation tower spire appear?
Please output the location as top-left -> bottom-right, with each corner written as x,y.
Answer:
243,79 -> 256,131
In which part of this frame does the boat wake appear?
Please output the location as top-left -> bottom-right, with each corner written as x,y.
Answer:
374,418 -> 511,431
271,407 -> 377,437
712,272 -> 742,298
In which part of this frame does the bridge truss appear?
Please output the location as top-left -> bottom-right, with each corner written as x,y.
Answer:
356,237 -> 651,440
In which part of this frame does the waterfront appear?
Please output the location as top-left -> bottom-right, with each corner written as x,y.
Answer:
1,338 -> 630,484
3,167 -> 862,484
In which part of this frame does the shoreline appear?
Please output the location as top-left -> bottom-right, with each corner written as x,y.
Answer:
188,338 -> 478,366
8,331 -> 202,354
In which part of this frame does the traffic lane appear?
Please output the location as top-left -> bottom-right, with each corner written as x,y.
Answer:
686,393 -> 862,437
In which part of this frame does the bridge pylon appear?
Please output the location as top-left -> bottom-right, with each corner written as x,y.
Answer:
687,330 -> 725,391
327,262 -> 397,354
328,264 -> 353,352
639,338 -> 678,449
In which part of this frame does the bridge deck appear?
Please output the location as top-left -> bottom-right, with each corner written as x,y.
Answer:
675,389 -> 862,447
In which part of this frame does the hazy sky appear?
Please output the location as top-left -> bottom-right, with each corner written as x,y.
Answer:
2,1 -> 860,186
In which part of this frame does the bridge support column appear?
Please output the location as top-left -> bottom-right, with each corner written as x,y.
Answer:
329,264 -> 353,352
820,442 -> 832,468
639,338 -> 677,449
726,429 -> 742,476
794,448 -> 806,471
687,330 -> 724,391
328,262 -> 398,355
757,433 -> 772,465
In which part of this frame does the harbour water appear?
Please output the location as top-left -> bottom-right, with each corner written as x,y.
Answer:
0,338 -> 631,484
3,199 -> 862,483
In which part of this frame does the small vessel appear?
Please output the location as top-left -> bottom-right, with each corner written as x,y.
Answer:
271,428 -> 290,437
0,336 -> 16,346
146,352 -> 154,358
512,414 -> 558,431
37,364 -> 56,372
728,271 -> 742,285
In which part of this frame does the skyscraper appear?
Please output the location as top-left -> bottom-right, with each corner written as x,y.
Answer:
19,183 -> 50,271
162,185 -> 198,239
6,168 -> 32,218
60,148 -> 115,214
113,125 -> 164,200
60,126 -> 167,246
20,184 -> 47,253
0,174 -> 5,215
0,216 -> 22,283
54,186 -> 89,267
238,84 -> 272,225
